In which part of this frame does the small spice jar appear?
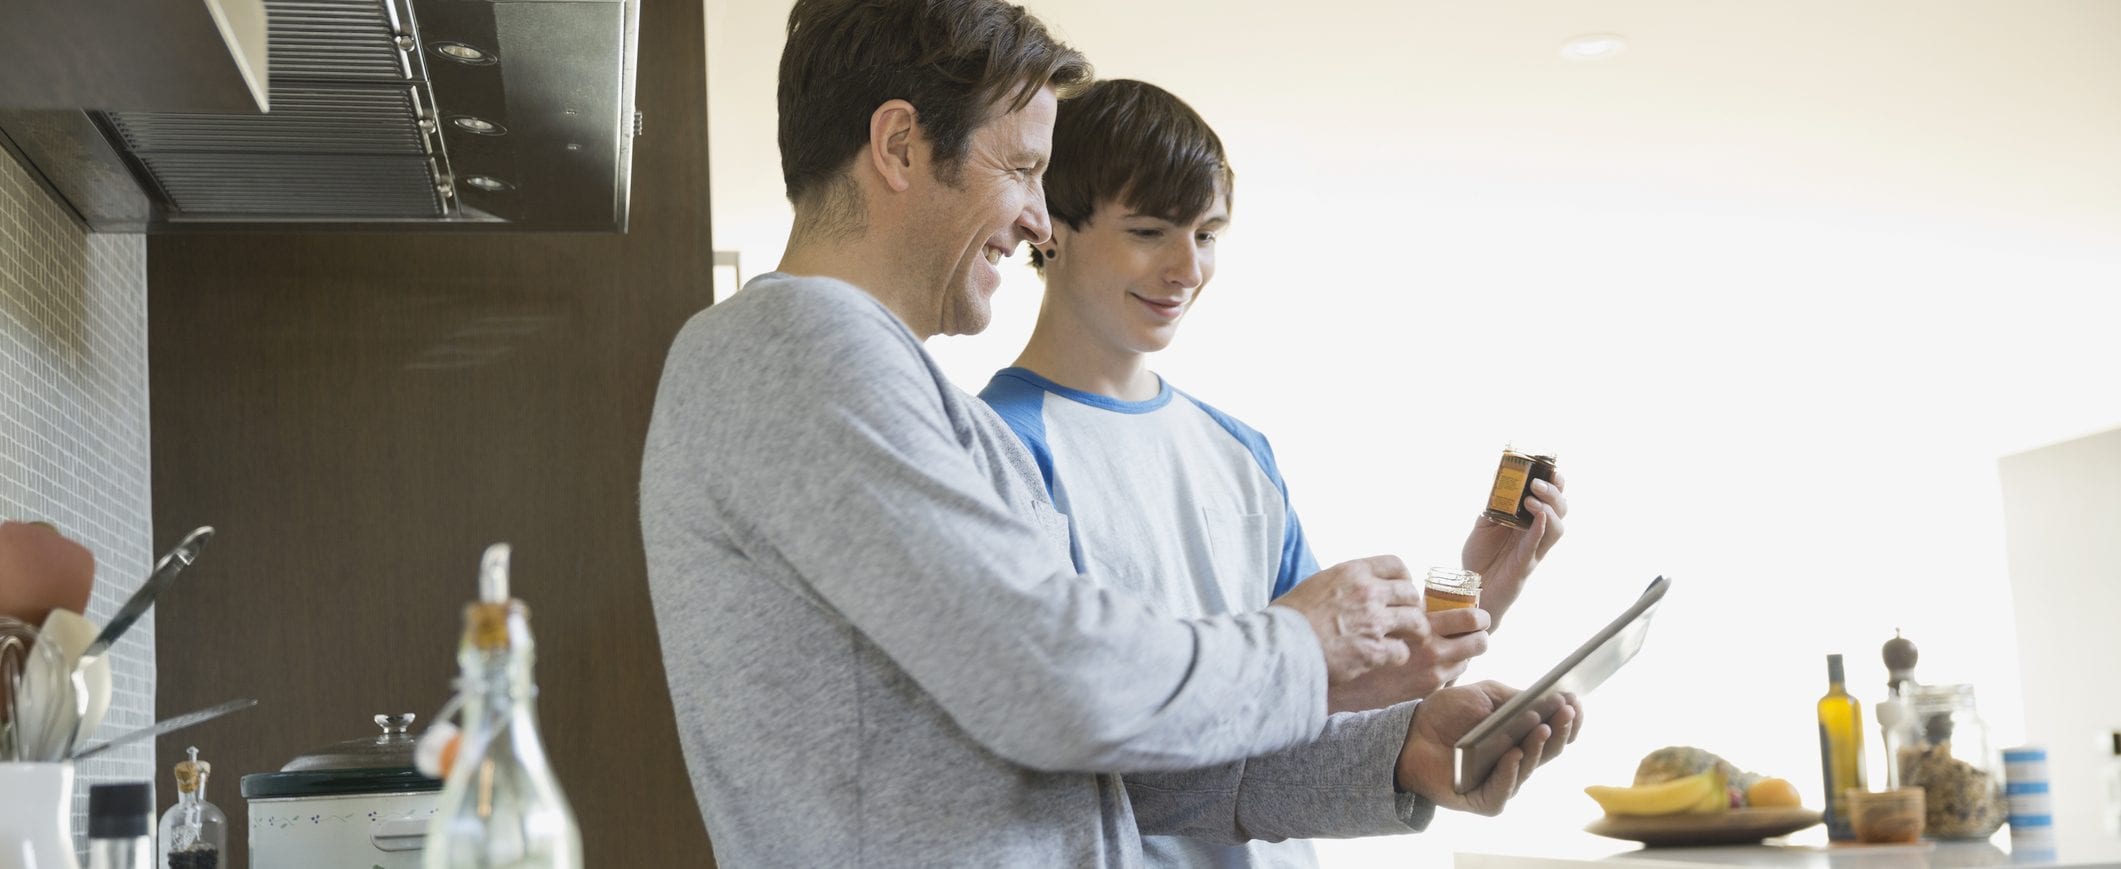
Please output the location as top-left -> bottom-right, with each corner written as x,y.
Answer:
1888,683 -> 2007,840
1482,447 -> 1557,528
1423,567 -> 1481,612
1848,787 -> 1927,844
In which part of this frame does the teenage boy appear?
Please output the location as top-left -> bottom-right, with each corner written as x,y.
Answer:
980,79 -> 1571,868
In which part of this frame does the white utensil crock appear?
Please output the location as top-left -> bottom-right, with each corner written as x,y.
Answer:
0,762 -> 81,869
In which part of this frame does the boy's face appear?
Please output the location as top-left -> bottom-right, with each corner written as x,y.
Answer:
1045,194 -> 1228,355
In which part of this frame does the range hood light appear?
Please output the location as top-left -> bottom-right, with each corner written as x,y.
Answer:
432,42 -> 496,65
451,116 -> 505,135
463,175 -> 513,192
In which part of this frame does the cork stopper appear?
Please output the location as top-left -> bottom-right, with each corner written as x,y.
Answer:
172,745 -> 210,793
468,601 -> 512,650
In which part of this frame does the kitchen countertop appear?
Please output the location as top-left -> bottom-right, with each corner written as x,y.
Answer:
1455,829 -> 2121,869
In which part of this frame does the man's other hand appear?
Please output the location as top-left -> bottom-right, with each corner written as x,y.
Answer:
1272,556 -> 1428,685
1327,608 -> 1490,713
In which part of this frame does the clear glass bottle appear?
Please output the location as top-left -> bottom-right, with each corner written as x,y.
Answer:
88,782 -> 154,869
424,543 -> 582,868
1885,683 -> 2005,839
1818,654 -> 1868,841
159,746 -> 229,869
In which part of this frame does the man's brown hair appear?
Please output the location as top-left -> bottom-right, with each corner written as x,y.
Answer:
778,0 -> 1092,217
1032,79 -> 1233,269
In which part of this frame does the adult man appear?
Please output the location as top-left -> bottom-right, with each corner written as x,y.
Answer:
979,79 -> 1572,868
640,2 -> 1577,865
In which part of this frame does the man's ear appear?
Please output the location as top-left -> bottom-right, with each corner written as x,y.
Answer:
867,99 -> 918,193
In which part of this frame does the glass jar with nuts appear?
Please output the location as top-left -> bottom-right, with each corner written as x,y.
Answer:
1887,683 -> 2006,840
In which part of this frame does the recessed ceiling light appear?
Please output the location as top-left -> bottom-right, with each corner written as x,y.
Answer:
431,42 -> 497,65
1559,33 -> 1628,61
463,175 -> 513,192
450,116 -> 505,135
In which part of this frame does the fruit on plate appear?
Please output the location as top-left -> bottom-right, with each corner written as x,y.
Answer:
1629,746 -> 1803,810
1635,745 -> 1763,790
1586,769 -> 1730,817
1745,777 -> 1802,809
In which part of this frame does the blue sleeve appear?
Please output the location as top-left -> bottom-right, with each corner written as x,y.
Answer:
1279,505 -> 1320,599
979,372 -> 1092,573
976,371 -> 1057,502
1179,393 -> 1318,599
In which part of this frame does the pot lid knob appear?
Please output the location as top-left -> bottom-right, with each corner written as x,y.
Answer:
376,713 -> 416,736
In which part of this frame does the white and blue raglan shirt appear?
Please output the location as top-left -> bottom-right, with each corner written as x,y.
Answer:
981,365 -> 1325,869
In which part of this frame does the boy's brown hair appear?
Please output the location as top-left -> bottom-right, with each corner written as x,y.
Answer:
1033,78 -> 1233,269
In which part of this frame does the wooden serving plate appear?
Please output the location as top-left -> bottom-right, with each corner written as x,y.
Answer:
1585,807 -> 1823,847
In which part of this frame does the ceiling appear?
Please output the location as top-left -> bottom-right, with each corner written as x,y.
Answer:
708,0 -> 2121,253
704,1 -> 2121,459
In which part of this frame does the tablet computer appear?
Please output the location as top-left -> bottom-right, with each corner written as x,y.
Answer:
1452,575 -> 1670,793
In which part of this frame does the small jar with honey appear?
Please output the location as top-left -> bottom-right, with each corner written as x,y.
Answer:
1482,447 -> 1557,529
1423,567 -> 1481,612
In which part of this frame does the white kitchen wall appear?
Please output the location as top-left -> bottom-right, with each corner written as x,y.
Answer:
0,148 -> 154,851
707,1 -> 2121,862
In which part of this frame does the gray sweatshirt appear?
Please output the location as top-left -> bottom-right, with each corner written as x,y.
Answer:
641,274 -> 1431,866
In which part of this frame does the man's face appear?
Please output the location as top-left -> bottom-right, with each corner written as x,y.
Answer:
1043,195 -> 1227,356
913,87 -> 1057,337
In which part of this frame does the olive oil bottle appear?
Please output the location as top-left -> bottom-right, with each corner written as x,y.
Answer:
1818,654 -> 1867,840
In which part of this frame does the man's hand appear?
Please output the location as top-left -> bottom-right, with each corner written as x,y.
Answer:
1327,608 -> 1490,713
1271,556 -> 1429,685
1395,681 -> 1583,816
1461,474 -> 1568,632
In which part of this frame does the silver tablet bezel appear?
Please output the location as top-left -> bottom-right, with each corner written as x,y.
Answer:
1451,575 -> 1670,794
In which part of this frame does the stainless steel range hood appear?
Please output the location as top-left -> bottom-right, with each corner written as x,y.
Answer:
0,0 -> 641,233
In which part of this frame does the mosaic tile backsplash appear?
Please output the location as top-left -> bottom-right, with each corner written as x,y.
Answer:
0,149 -> 154,851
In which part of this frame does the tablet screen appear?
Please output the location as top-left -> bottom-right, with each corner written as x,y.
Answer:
1452,576 -> 1669,793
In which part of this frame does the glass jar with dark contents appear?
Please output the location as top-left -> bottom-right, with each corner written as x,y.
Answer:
1482,447 -> 1557,528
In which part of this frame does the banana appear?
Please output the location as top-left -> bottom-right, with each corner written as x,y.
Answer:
1585,770 -> 1730,817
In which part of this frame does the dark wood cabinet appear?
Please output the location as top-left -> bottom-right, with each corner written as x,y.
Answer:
147,0 -> 716,864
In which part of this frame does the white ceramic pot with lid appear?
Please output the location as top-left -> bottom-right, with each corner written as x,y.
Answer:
239,713 -> 442,868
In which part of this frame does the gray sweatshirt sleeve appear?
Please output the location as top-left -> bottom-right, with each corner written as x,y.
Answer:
1121,701 -> 1436,843
657,282 -> 1328,772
